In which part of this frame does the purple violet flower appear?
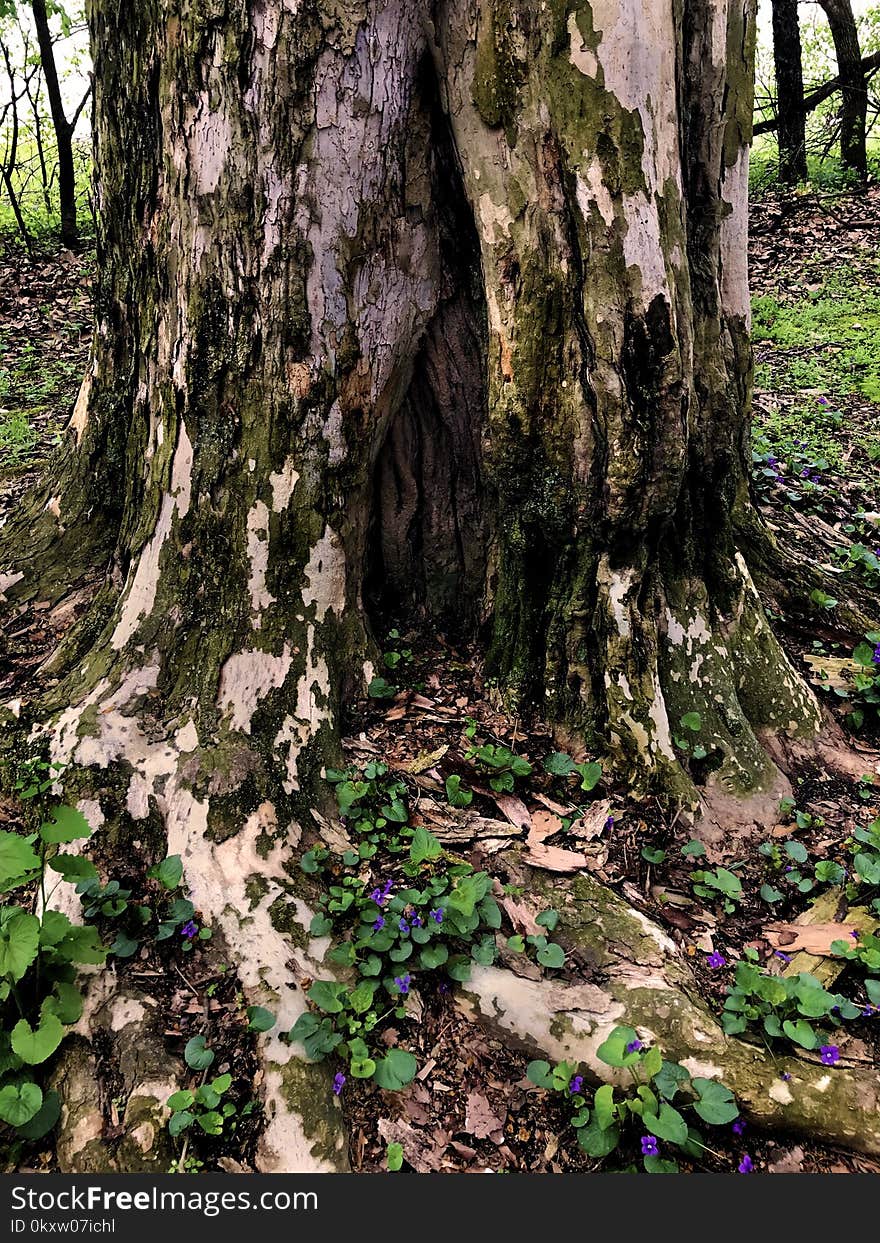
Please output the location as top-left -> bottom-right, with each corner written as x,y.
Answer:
820,1045 -> 839,1066
780,1072 -> 792,1082
732,1120 -> 745,1136
410,915 -> 422,928
398,918 -> 410,933
569,1075 -> 584,1095
181,920 -> 198,939
394,974 -> 411,995
738,1154 -> 754,1174
707,951 -> 726,969
625,1039 -> 643,1054
430,909 -> 444,924
641,1136 -> 658,1157
605,816 -> 615,831
372,916 -> 385,931
332,1072 -> 346,1096
774,950 -> 792,963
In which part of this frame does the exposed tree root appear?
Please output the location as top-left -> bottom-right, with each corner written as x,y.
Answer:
457,866 -> 880,1158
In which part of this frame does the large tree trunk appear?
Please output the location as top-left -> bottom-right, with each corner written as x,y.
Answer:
0,0 -> 844,1172
770,0 -> 809,183
818,0 -> 868,179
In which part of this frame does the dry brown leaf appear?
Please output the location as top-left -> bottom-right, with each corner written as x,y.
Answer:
528,809 -> 563,843
523,840 -> 587,873
569,799 -> 612,841
500,896 -> 542,936
532,791 -> 573,816
765,921 -> 862,956
398,745 -> 449,774
377,1118 -> 447,1172
493,793 -> 531,830
464,1091 -> 505,1140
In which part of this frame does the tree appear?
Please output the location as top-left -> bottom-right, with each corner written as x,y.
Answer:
818,0 -> 868,178
29,0 -> 90,247
771,0 -> 809,182
1,0 -> 875,1171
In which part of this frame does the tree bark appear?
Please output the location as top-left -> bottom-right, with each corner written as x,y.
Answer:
0,0 -> 842,1171
818,0 -> 868,179
770,0 -> 809,183
31,0 -> 79,248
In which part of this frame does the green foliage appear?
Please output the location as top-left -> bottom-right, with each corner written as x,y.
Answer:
75,851 -> 207,957
291,763 -> 568,1091
166,1072 -> 253,1141
444,774 -> 473,808
386,1141 -> 404,1171
689,866 -> 743,913
543,752 -> 603,792
844,633 -> 880,731
465,742 -> 531,793
527,1026 -> 740,1172
721,951 -> 859,1049
0,801 -> 105,1141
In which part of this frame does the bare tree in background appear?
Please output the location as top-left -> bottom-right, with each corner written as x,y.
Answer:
771,0 -> 809,181
818,0 -> 868,178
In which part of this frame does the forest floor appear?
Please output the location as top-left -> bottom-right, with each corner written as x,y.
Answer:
0,185 -> 879,1176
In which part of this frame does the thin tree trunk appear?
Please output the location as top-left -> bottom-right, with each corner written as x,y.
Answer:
819,0 -> 868,178
771,0 -> 809,182
31,0 -> 78,247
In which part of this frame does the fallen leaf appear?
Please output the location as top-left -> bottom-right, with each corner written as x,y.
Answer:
493,794 -> 531,830
464,1091 -> 505,1140
528,809 -> 563,843
765,921 -> 864,956
523,840 -> 588,873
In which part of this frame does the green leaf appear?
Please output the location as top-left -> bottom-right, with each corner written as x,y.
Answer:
643,1155 -> 679,1174
373,1048 -> 417,1091
14,1088 -> 60,1140
0,911 -> 40,980
544,751 -> 575,776
784,840 -> 808,864
536,941 -> 565,969
308,980 -> 348,1014
11,1013 -> 65,1065
865,979 -> 880,1006
594,1084 -> 616,1130
246,1006 -> 276,1033
39,806 -> 91,845
782,1018 -> 817,1049
445,775 -> 473,808
760,883 -> 784,904
577,1119 -> 620,1157
309,914 -> 334,937
368,677 -> 397,699
184,1035 -> 215,1070
642,1045 -> 662,1080
574,761 -> 603,792
853,642 -> 876,667
680,712 -> 702,732
641,846 -> 666,865
691,1078 -> 739,1125
410,826 -> 442,864
596,1026 -> 641,1068
386,1141 -> 404,1171
653,1060 -> 689,1101
535,909 -> 559,932
148,854 -> 183,890
419,944 -> 448,969
197,1111 -> 224,1136
211,1073 -> 232,1094
42,982 -> 83,1026
0,832 -> 40,887
526,1060 -> 555,1090
680,839 -> 706,859
0,1081 -> 43,1127
168,1110 -> 195,1137
48,854 -> 98,882
167,1090 -> 195,1111
506,934 -> 525,953
110,932 -> 140,958
643,1102 -> 688,1145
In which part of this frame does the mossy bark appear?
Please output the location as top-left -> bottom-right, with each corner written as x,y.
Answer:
0,0 -> 833,1170
458,866 -> 880,1156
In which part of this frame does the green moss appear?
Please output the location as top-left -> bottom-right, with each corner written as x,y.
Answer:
268,894 -> 309,949
274,1056 -> 349,1169
472,0 -> 526,141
